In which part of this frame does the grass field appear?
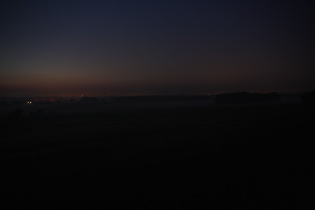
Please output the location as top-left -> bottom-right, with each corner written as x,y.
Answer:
1,99 -> 314,209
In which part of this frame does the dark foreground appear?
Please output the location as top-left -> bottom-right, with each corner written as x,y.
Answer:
1,101 -> 315,209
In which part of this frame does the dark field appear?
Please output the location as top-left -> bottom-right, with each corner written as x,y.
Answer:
1,98 -> 315,209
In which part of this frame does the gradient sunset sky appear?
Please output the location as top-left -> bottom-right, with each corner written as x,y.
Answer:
1,0 -> 314,96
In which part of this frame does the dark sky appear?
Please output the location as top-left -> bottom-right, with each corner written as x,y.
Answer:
1,0 -> 314,96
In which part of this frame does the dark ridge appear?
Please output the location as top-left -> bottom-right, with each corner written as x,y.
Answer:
215,92 -> 281,104
113,95 -> 212,103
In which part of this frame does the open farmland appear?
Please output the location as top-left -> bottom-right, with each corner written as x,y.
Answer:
1,98 -> 314,209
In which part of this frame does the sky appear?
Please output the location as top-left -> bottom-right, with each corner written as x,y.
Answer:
1,0 -> 315,96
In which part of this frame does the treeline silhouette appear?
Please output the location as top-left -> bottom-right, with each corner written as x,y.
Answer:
215,92 -> 281,104
113,95 -> 212,103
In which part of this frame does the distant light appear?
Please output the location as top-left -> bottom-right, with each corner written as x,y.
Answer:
27,101 -> 32,104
